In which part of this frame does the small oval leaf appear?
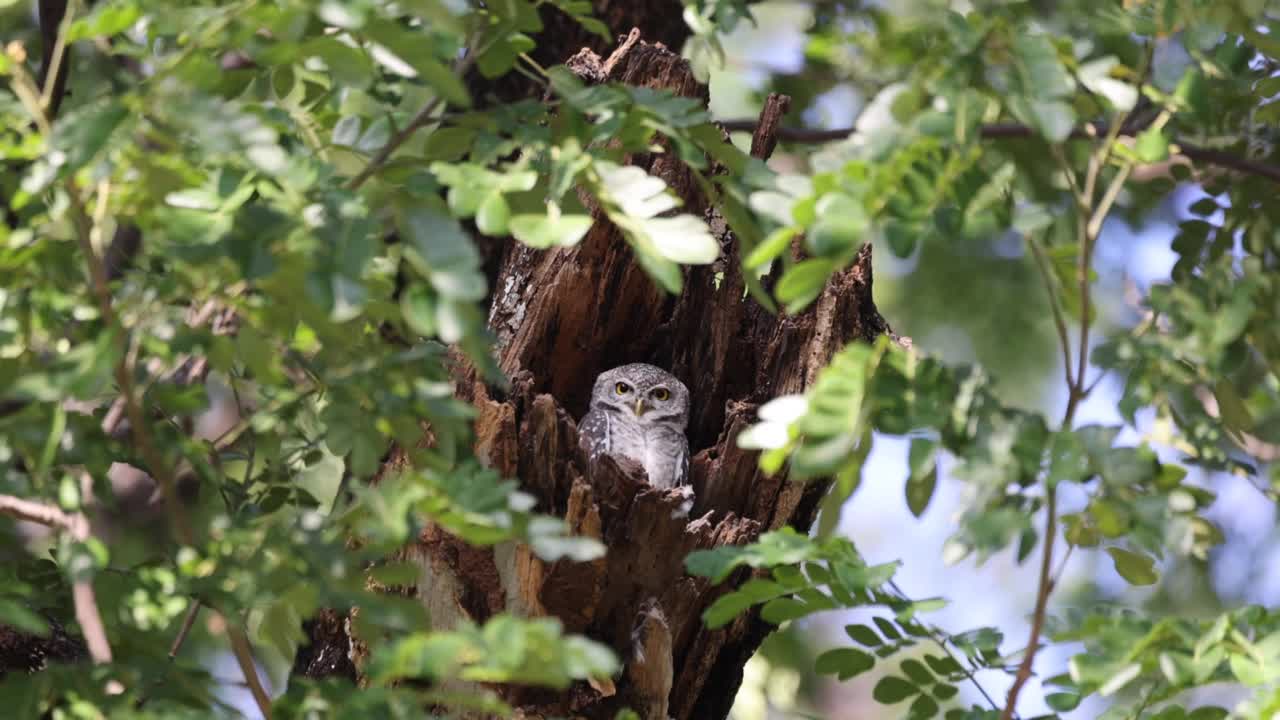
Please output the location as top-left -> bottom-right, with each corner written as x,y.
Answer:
872,675 -> 918,704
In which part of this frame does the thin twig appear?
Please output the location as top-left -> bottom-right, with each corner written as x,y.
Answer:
72,578 -> 113,663
1076,147 -> 1137,394
1087,163 -> 1133,242
17,50 -> 195,546
1051,543 -> 1076,587
344,97 -> 445,189
39,0 -> 76,112
226,619 -> 273,719
1025,233 -> 1075,395
1002,89 -> 1138,716
70,186 -> 195,546
168,600 -> 202,661
44,133 -> 196,545
1049,144 -> 1087,212
1000,488 -> 1057,720
0,494 -> 83,530
1073,202 -> 1092,399
1081,370 -> 1108,397
888,580 -> 1009,716
345,51 -> 478,190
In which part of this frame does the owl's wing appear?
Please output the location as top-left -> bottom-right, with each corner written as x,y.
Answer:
578,409 -> 610,461
674,433 -> 690,488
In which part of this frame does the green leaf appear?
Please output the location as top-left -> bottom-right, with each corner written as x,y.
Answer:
805,193 -> 868,256
475,192 -> 511,236
1106,547 -> 1159,586
923,654 -> 962,676
1213,380 -> 1254,434
884,220 -> 919,258
760,597 -> 813,624
415,56 -> 472,108
401,283 -> 438,337
643,215 -> 720,264
906,438 -> 938,517
1135,128 -> 1170,162
874,616 -> 903,641
1013,34 -> 1075,99
932,683 -> 959,701
1098,661 -> 1142,696
398,205 -> 481,273
702,579 -> 791,629
51,100 -> 129,173
1089,498 -> 1131,538
745,226 -> 795,269
907,693 -> 938,719
1229,653 -> 1264,686
1017,97 -> 1077,143
68,1 -> 142,41
900,658 -> 933,684
1045,692 -> 1082,711
0,599 -> 50,636
749,190 -> 798,227
872,675 -> 918,704
815,647 -> 875,680
332,115 -> 362,147
776,258 -> 837,312
509,213 -> 594,249
845,624 -> 883,647
685,527 -> 820,583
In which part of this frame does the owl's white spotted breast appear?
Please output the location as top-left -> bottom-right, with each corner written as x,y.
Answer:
578,408 -> 689,488
578,363 -> 692,489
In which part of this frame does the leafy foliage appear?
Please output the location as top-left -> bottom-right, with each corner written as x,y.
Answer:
687,529 -> 1006,719
1,0 -> 1279,718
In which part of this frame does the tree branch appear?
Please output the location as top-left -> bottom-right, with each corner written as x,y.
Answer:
1025,233 -> 1075,396
37,0 -> 72,119
226,619 -> 273,719
1003,95 -> 1139,716
0,491 -> 112,665
714,119 -> 1280,185
1000,488 -> 1056,720
69,180 -> 195,546
0,493 -> 85,533
346,51 -> 478,190
168,600 -> 202,661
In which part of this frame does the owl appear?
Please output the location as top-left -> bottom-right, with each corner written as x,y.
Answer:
578,363 -> 691,489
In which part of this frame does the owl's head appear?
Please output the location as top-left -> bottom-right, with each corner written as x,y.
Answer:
589,363 -> 690,430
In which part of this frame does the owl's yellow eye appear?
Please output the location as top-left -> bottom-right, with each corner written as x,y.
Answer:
651,387 -> 670,401
614,382 -> 631,395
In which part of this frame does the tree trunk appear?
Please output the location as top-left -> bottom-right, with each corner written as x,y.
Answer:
299,32 -> 899,720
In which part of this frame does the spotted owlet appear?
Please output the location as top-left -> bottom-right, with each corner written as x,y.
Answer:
578,363 -> 691,489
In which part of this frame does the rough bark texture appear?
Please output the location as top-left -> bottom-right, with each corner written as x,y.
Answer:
0,618 -> 86,678
295,34 -> 900,720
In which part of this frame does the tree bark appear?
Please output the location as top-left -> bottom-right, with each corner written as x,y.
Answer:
299,34 -> 899,720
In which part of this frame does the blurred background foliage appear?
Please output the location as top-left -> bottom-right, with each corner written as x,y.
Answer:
2,0 -> 1280,719
700,2 -> 1280,719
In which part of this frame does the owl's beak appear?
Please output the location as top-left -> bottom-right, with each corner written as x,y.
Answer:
633,398 -> 647,417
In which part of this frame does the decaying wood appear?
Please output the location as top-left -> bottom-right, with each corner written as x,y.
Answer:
294,33 -> 900,719
0,617 -> 86,678
468,0 -> 689,105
